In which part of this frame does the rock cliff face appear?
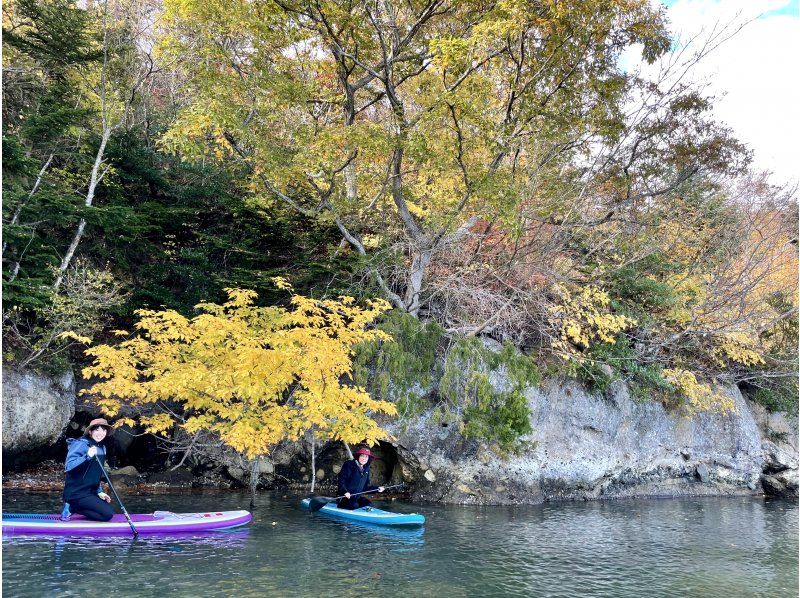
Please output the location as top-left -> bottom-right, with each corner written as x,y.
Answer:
2,364 -> 796,503
749,401 -> 799,499
392,380 -> 798,504
2,367 -> 75,458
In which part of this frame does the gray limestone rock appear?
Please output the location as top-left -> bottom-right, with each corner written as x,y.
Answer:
390,375 -> 796,505
110,465 -> 140,476
696,463 -> 710,483
2,367 -> 75,454
761,469 -> 799,498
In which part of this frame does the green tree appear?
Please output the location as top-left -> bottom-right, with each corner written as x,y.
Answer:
156,0 -> 675,316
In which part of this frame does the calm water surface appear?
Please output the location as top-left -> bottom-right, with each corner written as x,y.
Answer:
2,490 -> 797,597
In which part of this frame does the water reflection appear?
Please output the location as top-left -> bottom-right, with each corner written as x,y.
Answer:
322,518 -> 426,547
3,491 -> 797,598
3,529 -> 250,549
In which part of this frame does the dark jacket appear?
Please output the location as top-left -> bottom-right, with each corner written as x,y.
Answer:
337,459 -> 377,497
63,437 -> 106,503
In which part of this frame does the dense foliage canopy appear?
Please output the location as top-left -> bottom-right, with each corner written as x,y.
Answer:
3,0 -> 797,455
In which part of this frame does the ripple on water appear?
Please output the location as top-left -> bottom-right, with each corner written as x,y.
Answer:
2,492 -> 798,598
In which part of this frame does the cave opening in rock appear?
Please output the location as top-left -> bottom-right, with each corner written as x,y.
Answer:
370,441 -> 402,486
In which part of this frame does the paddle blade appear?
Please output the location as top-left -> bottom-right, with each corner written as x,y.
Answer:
308,496 -> 335,512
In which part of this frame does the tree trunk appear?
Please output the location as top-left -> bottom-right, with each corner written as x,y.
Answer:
342,78 -> 358,205
404,247 -> 432,317
3,153 -> 54,257
310,431 -> 316,493
249,459 -> 259,509
8,261 -> 21,283
53,126 -> 112,291
7,229 -> 37,283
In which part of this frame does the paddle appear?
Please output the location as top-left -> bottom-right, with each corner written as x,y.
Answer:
95,455 -> 138,538
307,483 -> 405,513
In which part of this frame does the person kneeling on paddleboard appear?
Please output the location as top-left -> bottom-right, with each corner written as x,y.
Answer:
61,418 -> 115,522
337,446 -> 384,510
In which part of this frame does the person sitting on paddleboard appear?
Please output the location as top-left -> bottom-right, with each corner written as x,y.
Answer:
61,418 -> 115,522
337,446 -> 384,510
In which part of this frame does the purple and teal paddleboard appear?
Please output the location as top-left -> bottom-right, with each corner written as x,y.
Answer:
2,510 -> 252,535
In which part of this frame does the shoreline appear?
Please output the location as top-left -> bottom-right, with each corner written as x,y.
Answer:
4,468 -> 796,506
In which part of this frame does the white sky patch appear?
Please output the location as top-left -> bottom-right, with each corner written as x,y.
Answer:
623,0 -> 799,187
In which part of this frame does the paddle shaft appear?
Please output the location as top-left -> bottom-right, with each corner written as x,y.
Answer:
95,455 -> 138,537
333,483 -> 405,502
307,483 -> 406,512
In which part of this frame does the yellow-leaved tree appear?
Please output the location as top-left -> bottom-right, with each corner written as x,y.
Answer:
79,279 -> 396,501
